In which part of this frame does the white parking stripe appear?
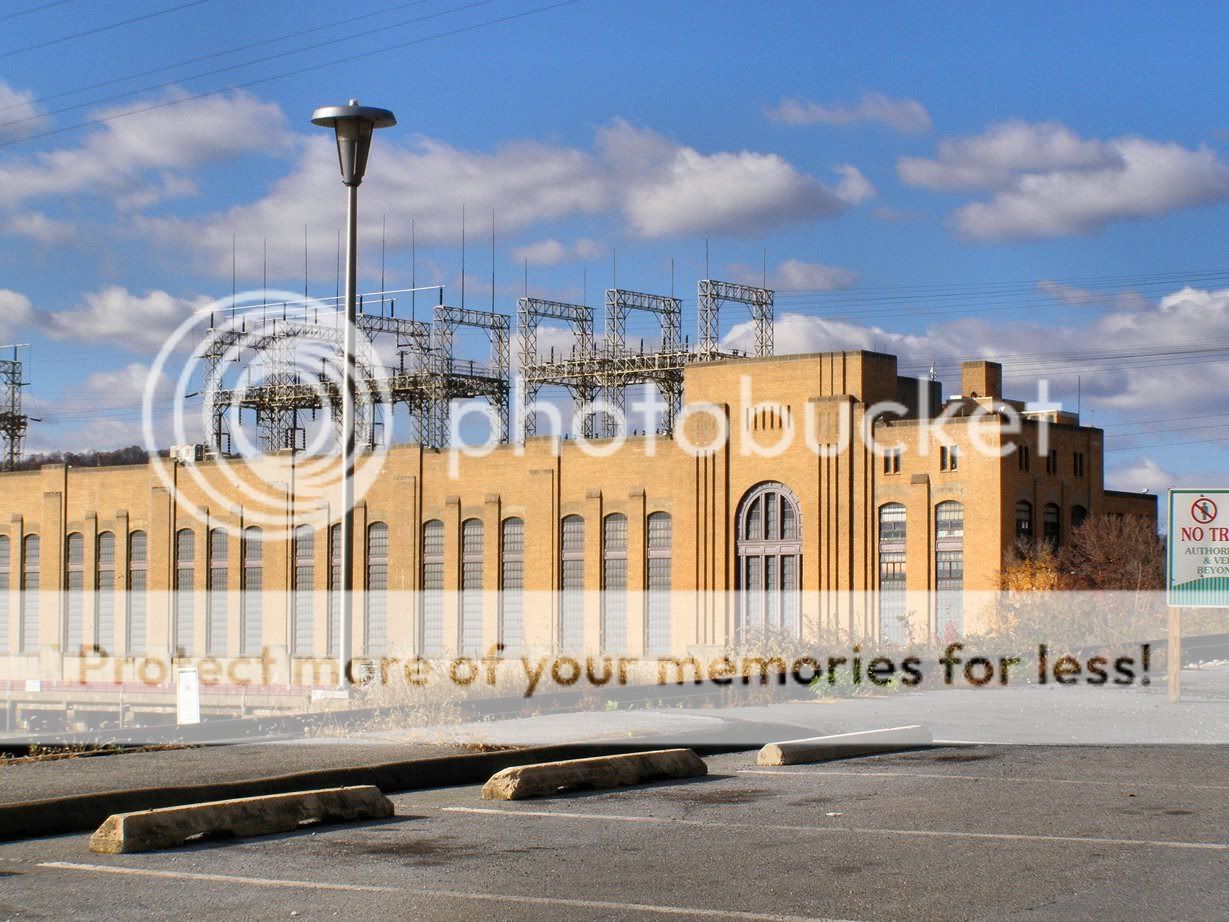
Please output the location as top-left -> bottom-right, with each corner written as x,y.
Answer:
737,768 -> 1229,791
443,807 -> 1229,851
37,861 -> 848,922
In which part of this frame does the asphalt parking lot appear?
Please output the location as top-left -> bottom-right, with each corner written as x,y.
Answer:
1,745 -> 1225,921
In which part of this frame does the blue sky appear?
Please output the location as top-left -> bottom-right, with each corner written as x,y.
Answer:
1,0 -> 1228,493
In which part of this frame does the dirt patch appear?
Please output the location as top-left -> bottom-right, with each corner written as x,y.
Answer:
329,836 -> 482,866
926,751 -> 1002,763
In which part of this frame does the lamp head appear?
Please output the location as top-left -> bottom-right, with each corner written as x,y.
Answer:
311,99 -> 396,187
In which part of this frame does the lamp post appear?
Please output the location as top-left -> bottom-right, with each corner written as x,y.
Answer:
311,99 -> 396,691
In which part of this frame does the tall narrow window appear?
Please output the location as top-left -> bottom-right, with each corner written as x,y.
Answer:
96,531 -> 115,654
500,518 -> 525,655
421,520 -> 444,655
646,512 -> 672,655
1073,452 -> 1085,478
0,535 -> 9,654
1071,505 -> 1088,530
65,532 -> 84,652
560,515 -> 585,652
878,504 -> 907,645
1043,503 -> 1061,549
365,522 -> 388,655
293,525 -> 314,656
327,524 -> 340,656
207,529 -> 227,655
1018,445 -> 1031,472
736,483 -> 802,638
174,528 -> 194,656
20,534 -> 38,652
602,514 -> 627,654
241,526 -> 262,655
127,531 -> 146,654
935,502 -> 964,641
460,519 -> 483,656
1015,501 -> 1033,546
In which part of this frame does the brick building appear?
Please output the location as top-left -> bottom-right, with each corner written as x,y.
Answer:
0,350 -> 1155,701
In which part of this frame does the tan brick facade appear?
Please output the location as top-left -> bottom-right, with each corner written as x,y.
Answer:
0,350 -> 1156,686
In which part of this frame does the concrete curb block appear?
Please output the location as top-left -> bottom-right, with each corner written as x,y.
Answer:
88,785 -> 394,854
0,739 -> 751,842
482,748 -> 707,800
757,725 -> 933,766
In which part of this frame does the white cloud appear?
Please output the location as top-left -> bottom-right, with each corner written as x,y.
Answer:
0,289 -> 35,339
64,362 -> 170,411
766,92 -> 932,134
4,211 -> 75,243
1037,279 -> 1149,311
0,90 -> 291,210
513,237 -> 604,267
1106,457 -> 1173,495
899,121 -> 1229,240
603,120 -> 866,238
0,80 -> 49,142
731,259 -> 859,291
147,116 -> 869,274
41,286 -> 213,352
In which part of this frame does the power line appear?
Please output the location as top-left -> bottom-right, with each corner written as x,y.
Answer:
0,0 -> 73,24
0,0 -> 436,115
0,0 -> 212,59
0,0 -> 582,147
0,0 -> 498,131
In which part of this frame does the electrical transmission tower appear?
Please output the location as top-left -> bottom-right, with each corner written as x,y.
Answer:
0,346 -> 29,471
698,279 -> 774,357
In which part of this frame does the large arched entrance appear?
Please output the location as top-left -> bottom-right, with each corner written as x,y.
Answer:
736,481 -> 802,639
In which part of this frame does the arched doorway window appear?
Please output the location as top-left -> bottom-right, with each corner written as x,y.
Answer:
1071,505 -> 1088,530
1015,501 -> 1033,546
935,502 -> 964,641
736,482 -> 801,638
878,504 -> 907,644
1043,503 -> 1061,549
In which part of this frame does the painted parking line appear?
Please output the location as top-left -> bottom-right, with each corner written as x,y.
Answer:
37,862 -> 848,922
443,807 -> 1229,852
736,768 -> 1229,791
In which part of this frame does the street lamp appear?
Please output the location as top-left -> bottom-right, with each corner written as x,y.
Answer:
311,99 -> 396,691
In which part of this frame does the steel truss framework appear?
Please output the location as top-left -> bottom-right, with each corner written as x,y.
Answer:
698,279 -> 774,357
201,276 -> 773,456
0,348 -> 29,471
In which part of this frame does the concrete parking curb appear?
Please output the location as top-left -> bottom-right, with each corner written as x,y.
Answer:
0,739 -> 753,842
757,725 -> 933,766
88,785 -> 394,854
482,748 -> 707,800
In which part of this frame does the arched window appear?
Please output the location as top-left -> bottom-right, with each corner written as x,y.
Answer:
602,514 -> 627,654
1015,501 -> 1033,546
65,532 -> 84,652
327,524 -> 341,656
96,531 -> 115,654
935,502 -> 964,641
500,518 -> 525,655
366,522 -> 389,655
560,515 -> 585,652
0,535 -> 9,653
174,528 -> 195,656
421,520 -> 444,655
1071,505 -> 1088,530
207,529 -> 228,655
1043,503 -> 1061,549
736,483 -> 801,638
460,519 -> 483,656
241,526 -> 262,655
878,504 -> 907,645
293,525 -> 314,656
21,534 -> 38,652
646,512 -> 672,655
127,531 -> 147,654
